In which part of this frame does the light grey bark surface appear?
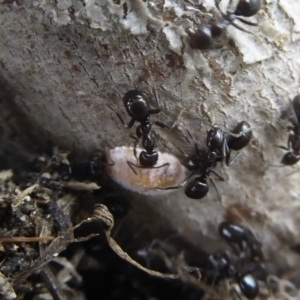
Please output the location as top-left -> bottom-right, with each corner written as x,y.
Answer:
1,0 -> 300,280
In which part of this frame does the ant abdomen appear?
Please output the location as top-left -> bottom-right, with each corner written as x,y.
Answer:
189,27 -> 213,50
281,152 -> 300,166
234,0 -> 261,17
185,176 -> 209,199
227,121 -> 252,151
237,273 -> 259,299
218,221 -> 247,244
139,151 -> 158,167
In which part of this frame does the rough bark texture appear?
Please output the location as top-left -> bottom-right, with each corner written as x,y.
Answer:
1,0 -> 300,281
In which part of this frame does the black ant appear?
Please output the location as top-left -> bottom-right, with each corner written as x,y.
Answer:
70,149 -> 111,183
183,149 -> 224,199
153,121 -> 251,199
279,95 -> 300,166
189,0 -> 261,50
219,221 -> 263,261
116,90 -> 170,174
207,252 -> 259,300
157,132 -> 224,200
206,121 -> 252,165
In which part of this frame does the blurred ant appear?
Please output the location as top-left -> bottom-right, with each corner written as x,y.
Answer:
189,0 -> 261,50
207,252 -> 259,300
71,149 -> 111,182
115,90 -> 170,174
279,95 -> 300,166
218,221 -> 263,261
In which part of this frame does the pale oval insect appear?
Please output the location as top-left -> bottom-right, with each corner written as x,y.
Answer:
108,146 -> 186,195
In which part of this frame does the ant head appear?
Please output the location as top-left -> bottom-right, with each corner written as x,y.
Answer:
123,90 -> 150,122
234,0 -> 261,17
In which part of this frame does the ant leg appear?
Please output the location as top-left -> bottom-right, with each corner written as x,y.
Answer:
229,280 -> 243,300
277,145 -> 289,151
149,108 -> 161,115
210,169 -> 225,181
154,120 -> 170,130
231,22 -> 258,38
209,178 -> 221,200
127,161 -> 138,175
176,145 -> 187,156
133,137 -> 141,160
285,168 -> 300,177
153,88 -> 161,106
214,0 -> 226,17
236,17 -> 258,26
289,98 -> 299,126
186,129 -> 199,148
117,113 -> 135,128
150,169 -> 202,191
151,162 -> 170,170
226,151 -> 240,166
186,131 -> 204,158
106,104 -> 135,128
152,130 -> 162,147
287,134 -> 294,150
171,104 -> 193,129
127,161 -> 170,174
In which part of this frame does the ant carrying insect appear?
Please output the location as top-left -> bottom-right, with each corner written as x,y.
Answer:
189,0 -> 261,50
153,120 -> 252,200
115,90 -> 170,174
279,95 -> 300,166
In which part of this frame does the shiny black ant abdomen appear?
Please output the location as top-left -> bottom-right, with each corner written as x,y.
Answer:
236,272 -> 259,299
234,0 -> 262,17
219,221 -> 247,244
227,121 -> 252,151
189,0 -> 261,50
112,90 -> 170,174
281,152 -> 300,166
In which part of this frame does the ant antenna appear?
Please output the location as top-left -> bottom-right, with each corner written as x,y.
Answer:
171,104 -> 194,129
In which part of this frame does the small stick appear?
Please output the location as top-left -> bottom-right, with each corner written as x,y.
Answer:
0,236 -> 55,243
91,204 -> 201,280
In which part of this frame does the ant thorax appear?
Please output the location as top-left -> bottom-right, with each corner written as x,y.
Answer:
107,146 -> 186,195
